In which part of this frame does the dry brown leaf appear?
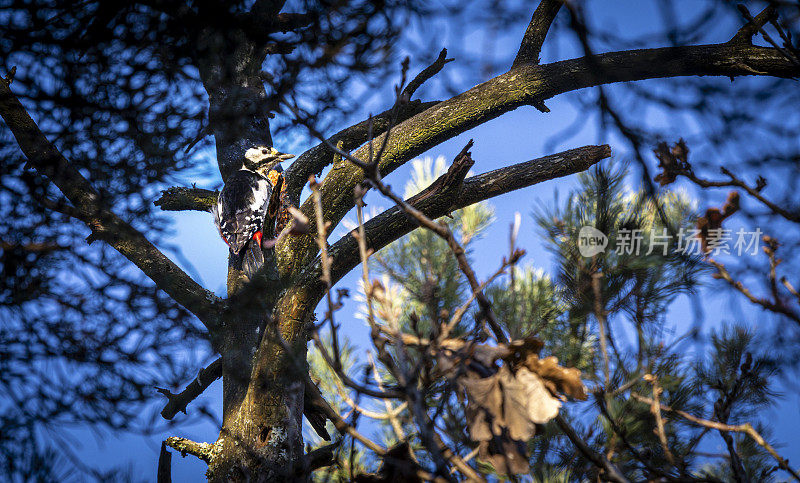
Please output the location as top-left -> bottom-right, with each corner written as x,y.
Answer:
461,374 -> 502,441
461,366 -> 561,475
653,139 -> 690,186
697,191 -> 740,253
523,355 -> 588,401
460,368 -> 560,448
436,335 -> 585,475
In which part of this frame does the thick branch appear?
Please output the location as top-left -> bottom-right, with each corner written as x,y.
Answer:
302,441 -> 341,473
512,0 -> 563,67
155,187 -> 218,212
158,358 -> 223,420
302,144 -> 610,292
283,100 -> 437,205
281,42 -> 799,275
0,77 -> 223,333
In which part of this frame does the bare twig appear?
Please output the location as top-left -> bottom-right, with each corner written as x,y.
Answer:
158,442 -> 172,483
443,248 -> 524,339
592,272 -> 611,389
781,277 -> 800,305
708,258 -> 800,325
683,168 -> 800,223
310,176 -> 343,370
402,48 -> 454,101
643,374 -> 677,466
309,330 -> 404,400
367,352 -> 407,440
630,392 -> 800,481
729,5 -> 776,45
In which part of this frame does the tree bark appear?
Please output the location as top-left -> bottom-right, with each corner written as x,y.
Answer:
191,2 -> 306,478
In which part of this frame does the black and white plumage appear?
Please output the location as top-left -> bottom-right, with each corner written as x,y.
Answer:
214,146 -> 294,279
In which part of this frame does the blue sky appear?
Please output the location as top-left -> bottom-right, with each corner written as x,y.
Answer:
67,1 -> 800,480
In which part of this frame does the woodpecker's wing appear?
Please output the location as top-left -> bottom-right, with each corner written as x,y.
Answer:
214,169 -> 272,255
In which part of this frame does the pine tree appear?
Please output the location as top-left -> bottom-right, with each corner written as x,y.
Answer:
309,161 -> 789,481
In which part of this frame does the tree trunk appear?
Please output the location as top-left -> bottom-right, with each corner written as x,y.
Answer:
208,352 -> 305,481
205,263 -> 311,480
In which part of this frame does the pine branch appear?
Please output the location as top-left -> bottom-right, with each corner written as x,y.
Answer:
0,73 -> 223,334
631,392 -> 800,481
555,415 -> 630,483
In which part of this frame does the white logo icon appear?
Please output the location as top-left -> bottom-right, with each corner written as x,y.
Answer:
578,226 -> 608,257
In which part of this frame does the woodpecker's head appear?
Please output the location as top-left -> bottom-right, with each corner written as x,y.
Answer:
244,146 -> 295,175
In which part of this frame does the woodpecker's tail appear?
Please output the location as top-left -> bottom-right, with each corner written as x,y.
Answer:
304,379 -> 332,441
241,240 -> 265,280
229,240 -> 265,280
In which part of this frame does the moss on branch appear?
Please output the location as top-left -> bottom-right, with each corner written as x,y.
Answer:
155,187 -> 218,212
278,43 -> 799,278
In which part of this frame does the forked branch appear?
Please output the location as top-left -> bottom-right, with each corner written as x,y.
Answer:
284,42 -> 798,273
158,358 -> 223,420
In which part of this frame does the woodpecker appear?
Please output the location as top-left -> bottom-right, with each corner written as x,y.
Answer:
214,146 -> 294,279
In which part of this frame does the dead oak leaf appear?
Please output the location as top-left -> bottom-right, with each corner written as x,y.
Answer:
521,355 -> 588,401
460,366 -> 561,443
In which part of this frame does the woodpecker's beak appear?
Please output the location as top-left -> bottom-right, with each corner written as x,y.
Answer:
268,147 -> 294,161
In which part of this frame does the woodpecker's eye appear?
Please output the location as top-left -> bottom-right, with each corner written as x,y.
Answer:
262,149 -> 268,155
